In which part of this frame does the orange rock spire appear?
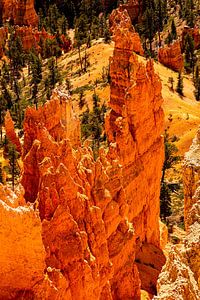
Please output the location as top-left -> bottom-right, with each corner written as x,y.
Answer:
0,8 -> 165,299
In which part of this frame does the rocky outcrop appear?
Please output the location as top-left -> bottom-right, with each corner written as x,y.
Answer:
0,0 -> 38,27
0,184 -> 45,299
4,110 -> 22,154
20,8 -> 164,299
22,90 -> 80,203
158,40 -> 184,72
1,8 -> 165,299
182,26 -> 200,50
0,183 -> 71,299
183,128 -> 200,230
15,26 -> 72,53
109,6 -> 144,55
121,0 -> 142,22
0,26 -> 7,57
156,129 -> 200,300
107,7 -> 165,295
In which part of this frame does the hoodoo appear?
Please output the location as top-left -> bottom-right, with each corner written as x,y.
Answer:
0,0 -> 38,27
0,6 -> 166,300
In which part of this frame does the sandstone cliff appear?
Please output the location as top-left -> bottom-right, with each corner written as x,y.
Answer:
0,8 -> 165,299
158,40 -> 184,72
0,0 -> 38,27
155,129 -> 200,300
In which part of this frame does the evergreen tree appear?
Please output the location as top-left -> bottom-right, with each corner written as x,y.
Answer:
194,77 -> 200,101
3,139 -> 20,191
194,65 -> 200,101
45,57 -> 61,98
176,72 -> 184,96
81,93 -> 107,158
143,8 -> 156,53
160,131 -> 180,220
0,162 -> 4,184
29,50 -> 43,108
184,33 -> 195,73
78,91 -> 86,109
171,19 -> 177,40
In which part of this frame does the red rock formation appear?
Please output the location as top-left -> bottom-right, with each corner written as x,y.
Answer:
15,26 -> 72,53
15,26 -> 37,51
109,6 -> 144,56
0,8 -> 165,299
182,26 -> 200,50
158,40 -> 184,72
0,183 -> 45,299
107,8 -> 165,295
0,26 -> 7,57
20,8 -> 165,299
0,183 -> 71,299
4,110 -> 22,155
0,0 -> 38,27
122,0 -> 142,22
156,129 -> 200,300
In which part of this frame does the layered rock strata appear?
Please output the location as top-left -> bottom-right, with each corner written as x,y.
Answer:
155,129 -> 200,300
107,8 -> 165,295
0,0 -> 38,27
1,8 -> 165,299
158,40 -> 184,72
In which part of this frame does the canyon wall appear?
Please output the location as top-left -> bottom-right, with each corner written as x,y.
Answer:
155,129 -> 200,300
158,40 -> 184,72
0,8 -> 165,299
0,0 -> 38,27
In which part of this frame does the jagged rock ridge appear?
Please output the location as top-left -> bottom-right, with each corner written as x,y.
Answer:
0,8 -> 165,299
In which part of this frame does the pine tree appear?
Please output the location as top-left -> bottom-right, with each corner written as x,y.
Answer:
194,77 -> 200,101
78,91 -> 86,109
29,50 -> 42,109
171,19 -> 177,40
176,72 -> 184,96
0,162 -> 4,184
184,33 -> 195,73
160,131 -> 180,220
194,66 -> 200,101
4,140 -> 20,191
